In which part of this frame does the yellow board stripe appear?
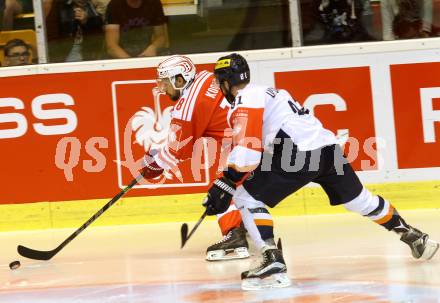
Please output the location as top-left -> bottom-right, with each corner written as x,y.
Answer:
1,181 -> 439,232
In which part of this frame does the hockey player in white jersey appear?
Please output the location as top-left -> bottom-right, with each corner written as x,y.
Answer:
202,53 -> 440,290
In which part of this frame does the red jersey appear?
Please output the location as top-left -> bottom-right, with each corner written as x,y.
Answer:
152,71 -> 230,171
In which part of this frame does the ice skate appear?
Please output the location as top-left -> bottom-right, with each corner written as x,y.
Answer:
206,226 -> 249,261
241,246 -> 291,290
400,226 -> 439,260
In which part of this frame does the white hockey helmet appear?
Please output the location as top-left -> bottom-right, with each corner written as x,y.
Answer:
156,55 -> 196,91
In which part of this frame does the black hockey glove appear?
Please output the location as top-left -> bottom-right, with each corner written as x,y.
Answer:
202,177 -> 236,215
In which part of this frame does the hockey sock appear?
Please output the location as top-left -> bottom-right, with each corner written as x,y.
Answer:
249,207 -> 274,241
367,196 -> 410,234
344,188 -> 410,234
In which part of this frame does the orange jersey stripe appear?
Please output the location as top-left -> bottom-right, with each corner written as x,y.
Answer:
230,107 -> 264,152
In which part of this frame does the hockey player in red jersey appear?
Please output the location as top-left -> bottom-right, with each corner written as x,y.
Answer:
202,53 -> 439,290
140,55 -> 249,261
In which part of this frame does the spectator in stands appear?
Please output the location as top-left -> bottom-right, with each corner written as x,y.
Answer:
381,0 -> 433,40
92,0 -> 109,16
2,0 -> 33,30
315,0 -> 375,43
3,38 -> 32,66
104,0 -> 168,58
45,0 -> 105,62
0,0 -> 4,27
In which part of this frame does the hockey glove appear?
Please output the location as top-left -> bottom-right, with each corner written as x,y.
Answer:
202,177 -> 236,215
140,152 -> 164,179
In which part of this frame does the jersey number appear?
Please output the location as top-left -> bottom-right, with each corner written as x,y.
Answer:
176,98 -> 185,110
288,100 -> 309,115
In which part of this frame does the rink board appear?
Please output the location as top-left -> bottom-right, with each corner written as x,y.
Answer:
1,180 -> 439,232
0,41 -> 440,234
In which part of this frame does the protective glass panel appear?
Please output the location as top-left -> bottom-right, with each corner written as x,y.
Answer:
300,0 -> 439,45
43,0 -> 291,63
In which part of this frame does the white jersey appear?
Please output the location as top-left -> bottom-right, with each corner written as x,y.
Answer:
226,83 -> 337,172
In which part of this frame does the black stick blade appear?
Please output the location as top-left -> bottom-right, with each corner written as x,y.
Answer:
180,223 -> 189,249
277,238 -> 282,251
17,245 -> 56,261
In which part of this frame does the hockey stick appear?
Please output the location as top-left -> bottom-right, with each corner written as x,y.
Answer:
17,174 -> 144,261
277,238 -> 282,250
180,209 -> 208,249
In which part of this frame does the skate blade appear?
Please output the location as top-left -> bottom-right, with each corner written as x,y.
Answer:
206,247 -> 249,261
241,273 -> 291,291
421,239 -> 440,260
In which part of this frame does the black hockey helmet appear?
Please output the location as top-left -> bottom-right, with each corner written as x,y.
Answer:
214,53 -> 250,88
